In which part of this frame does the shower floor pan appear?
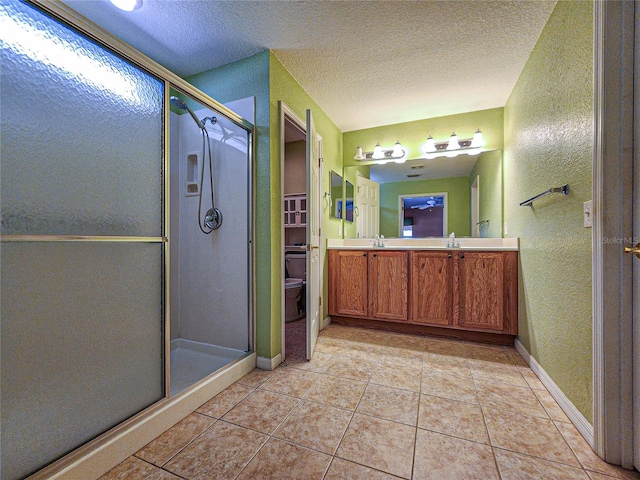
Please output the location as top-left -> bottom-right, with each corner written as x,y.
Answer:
170,338 -> 246,396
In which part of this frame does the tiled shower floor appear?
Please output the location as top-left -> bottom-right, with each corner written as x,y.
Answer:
101,325 -> 639,479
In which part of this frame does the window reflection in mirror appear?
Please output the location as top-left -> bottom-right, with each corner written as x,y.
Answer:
330,170 -> 343,220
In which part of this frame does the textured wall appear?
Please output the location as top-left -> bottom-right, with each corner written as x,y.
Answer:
379,177 -> 471,238
503,1 -> 593,420
469,150 -> 503,238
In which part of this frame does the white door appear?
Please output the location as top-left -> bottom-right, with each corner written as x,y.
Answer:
355,174 -> 380,238
305,109 -> 321,360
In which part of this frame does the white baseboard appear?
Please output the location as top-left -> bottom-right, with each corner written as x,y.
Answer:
322,316 -> 331,329
40,353 -> 256,480
515,339 -> 594,448
257,353 -> 282,371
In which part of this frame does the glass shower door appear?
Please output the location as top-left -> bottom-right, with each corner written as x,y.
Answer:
0,2 -> 165,478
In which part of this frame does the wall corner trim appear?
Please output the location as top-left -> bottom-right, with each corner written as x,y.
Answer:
515,339 -> 594,447
257,353 -> 282,371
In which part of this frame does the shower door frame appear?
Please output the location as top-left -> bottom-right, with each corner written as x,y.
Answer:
9,1 -> 256,478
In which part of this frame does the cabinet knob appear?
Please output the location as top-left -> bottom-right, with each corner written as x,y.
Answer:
447,254 -> 452,259
372,254 -> 377,257
460,254 -> 465,259
362,253 -> 367,257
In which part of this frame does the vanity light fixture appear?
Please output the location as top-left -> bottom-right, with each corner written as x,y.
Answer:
423,129 -> 485,159
354,141 -> 406,164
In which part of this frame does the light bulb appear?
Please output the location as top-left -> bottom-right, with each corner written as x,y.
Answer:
446,132 -> 460,151
471,129 -> 485,148
354,145 -> 365,161
372,143 -> 384,160
391,141 -> 405,158
424,135 -> 436,153
110,0 -> 142,11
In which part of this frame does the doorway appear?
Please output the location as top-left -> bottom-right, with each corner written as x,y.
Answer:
398,193 -> 448,237
279,103 -> 322,363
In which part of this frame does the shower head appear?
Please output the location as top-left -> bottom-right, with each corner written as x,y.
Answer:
170,95 -> 203,129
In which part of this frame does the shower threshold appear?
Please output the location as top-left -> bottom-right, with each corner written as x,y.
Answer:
170,338 -> 246,396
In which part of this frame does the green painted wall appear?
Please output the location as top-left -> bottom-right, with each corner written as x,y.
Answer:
186,51 -> 274,359
342,108 -> 504,168
504,1 -> 593,420
269,52 -> 343,350
379,177 -> 470,238
469,150 -> 503,238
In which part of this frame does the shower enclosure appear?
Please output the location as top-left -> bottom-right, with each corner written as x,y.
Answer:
0,2 -> 253,479
168,90 -> 252,395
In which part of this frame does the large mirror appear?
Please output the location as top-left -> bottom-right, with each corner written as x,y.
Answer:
343,150 -> 503,238
330,170 -> 343,219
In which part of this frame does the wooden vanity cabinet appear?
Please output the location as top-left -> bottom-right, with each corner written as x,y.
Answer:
368,251 -> 409,321
329,248 -> 518,338
457,252 -> 504,331
328,249 -> 409,321
328,250 -> 368,317
411,251 -> 454,326
410,250 -> 518,334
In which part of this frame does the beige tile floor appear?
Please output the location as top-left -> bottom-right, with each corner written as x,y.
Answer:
101,324 -> 640,480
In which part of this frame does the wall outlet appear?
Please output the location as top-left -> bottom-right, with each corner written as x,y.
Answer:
584,200 -> 593,228
338,225 -> 342,236
504,223 -> 508,236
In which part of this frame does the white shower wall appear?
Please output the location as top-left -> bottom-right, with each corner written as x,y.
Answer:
170,106 -> 250,352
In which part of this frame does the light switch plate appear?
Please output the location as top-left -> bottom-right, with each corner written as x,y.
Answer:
584,200 -> 593,228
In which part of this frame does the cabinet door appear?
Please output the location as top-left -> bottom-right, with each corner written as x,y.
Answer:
284,197 -> 297,226
457,252 -> 504,331
328,250 -> 368,317
411,251 -> 453,326
368,251 -> 409,321
297,196 -> 307,226
284,195 -> 306,227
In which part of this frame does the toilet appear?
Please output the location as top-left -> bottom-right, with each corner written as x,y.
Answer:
284,251 -> 306,322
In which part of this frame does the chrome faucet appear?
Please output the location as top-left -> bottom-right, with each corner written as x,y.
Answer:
447,232 -> 460,248
371,234 -> 385,247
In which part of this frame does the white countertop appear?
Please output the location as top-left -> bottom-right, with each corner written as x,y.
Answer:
327,237 -> 519,251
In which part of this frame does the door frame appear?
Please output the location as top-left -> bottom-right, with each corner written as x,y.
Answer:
592,0 -> 636,467
471,176 -> 480,237
279,102 -> 323,362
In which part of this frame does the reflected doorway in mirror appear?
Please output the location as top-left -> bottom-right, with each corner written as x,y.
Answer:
399,193 -> 447,237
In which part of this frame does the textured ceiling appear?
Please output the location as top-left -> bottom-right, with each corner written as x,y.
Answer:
61,0 -> 557,132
